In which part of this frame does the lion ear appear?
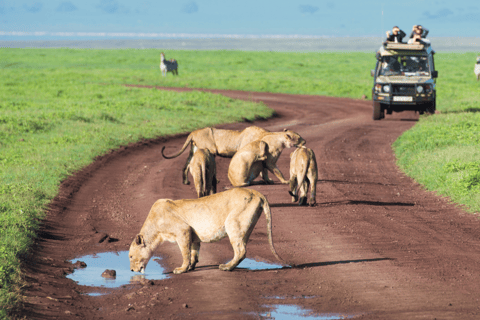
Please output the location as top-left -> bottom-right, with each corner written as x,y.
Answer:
135,234 -> 145,246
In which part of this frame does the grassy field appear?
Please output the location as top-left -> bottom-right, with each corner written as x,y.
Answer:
0,48 -> 479,317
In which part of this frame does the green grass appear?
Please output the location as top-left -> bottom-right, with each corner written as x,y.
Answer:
0,48 -> 274,317
0,48 -> 479,317
0,48 -> 373,99
393,52 -> 480,214
393,113 -> 480,213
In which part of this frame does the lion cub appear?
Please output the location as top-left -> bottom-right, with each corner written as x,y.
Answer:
288,146 -> 318,206
186,148 -> 216,198
129,188 -> 284,274
228,140 -> 268,187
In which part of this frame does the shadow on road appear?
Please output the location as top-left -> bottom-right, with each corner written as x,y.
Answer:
292,257 -> 393,269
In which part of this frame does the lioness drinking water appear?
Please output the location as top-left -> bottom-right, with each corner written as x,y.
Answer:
129,188 -> 284,274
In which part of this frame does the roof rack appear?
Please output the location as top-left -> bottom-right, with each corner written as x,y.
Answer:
383,42 -> 424,50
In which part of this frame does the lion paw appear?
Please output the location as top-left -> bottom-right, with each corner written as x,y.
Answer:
219,264 -> 233,271
298,197 -> 308,206
173,267 -> 188,274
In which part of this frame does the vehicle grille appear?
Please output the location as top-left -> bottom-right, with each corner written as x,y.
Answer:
392,84 -> 415,95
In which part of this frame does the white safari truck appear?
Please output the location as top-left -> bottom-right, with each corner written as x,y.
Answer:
371,42 -> 438,120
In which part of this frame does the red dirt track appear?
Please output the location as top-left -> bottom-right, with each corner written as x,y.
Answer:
18,88 -> 480,320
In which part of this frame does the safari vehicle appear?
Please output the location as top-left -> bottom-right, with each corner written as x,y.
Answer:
371,41 -> 438,120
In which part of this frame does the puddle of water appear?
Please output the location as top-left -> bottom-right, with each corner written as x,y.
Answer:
66,251 -> 168,288
87,292 -> 106,297
265,295 -> 316,300
236,258 -> 285,270
262,305 -> 356,319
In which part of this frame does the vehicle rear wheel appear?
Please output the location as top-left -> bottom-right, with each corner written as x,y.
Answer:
373,101 -> 383,120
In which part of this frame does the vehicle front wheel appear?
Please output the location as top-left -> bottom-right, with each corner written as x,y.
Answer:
373,101 -> 383,120
426,101 -> 436,114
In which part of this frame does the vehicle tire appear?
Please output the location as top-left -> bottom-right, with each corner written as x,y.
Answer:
426,100 -> 436,114
373,101 -> 383,120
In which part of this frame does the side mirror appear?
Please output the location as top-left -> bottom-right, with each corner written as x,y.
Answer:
370,69 -> 375,77
432,70 -> 438,78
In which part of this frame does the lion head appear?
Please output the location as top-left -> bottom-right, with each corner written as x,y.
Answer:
129,234 -> 153,273
283,129 -> 306,148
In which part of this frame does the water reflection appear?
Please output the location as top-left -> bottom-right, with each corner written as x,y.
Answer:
236,258 -> 285,270
262,305 -> 357,319
66,251 -> 168,288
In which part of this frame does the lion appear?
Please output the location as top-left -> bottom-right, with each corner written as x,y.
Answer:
187,148 -> 216,198
288,146 -> 318,206
129,188 -> 284,274
161,126 -> 268,185
227,140 -> 268,187
228,129 -> 306,187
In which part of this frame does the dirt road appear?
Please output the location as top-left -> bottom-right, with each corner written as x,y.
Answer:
18,88 -> 480,319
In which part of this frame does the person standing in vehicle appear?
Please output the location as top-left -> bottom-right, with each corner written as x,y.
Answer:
408,25 -> 431,45
409,25 -> 429,39
386,26 -> 406,43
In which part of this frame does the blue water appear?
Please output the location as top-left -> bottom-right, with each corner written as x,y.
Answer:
66,251 -> 168,288
236,258 -> 285,270
262,305 -> 356,319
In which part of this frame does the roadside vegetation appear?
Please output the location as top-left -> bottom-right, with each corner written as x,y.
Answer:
0,48 -> 478,317
0,48 -> 275,317
393,52 -> 480,214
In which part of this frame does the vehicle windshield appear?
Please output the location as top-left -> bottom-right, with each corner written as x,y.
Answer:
379,55 -> 430,76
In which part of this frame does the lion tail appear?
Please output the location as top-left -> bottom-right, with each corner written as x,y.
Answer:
161,133 -> 193,159
200,161 -> 207,197
294,156 -> 310,198
261,196 -> 285,263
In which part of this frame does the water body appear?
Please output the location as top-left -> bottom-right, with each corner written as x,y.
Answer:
66,251 -> 168,288
66,253 -> 286,290
1,37 -> 479,52
261,305 -> 358,319
237,258 -> 286,270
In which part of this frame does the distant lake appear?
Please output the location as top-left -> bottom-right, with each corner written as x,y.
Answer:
1,37 -> 480,52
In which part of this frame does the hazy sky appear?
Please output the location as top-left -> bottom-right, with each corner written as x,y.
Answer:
1,0 -> 479,40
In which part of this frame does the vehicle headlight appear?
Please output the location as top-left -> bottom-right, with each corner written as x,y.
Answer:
425,84 -> 432,93
383,85 -> 390,93
416,86 -> 424,93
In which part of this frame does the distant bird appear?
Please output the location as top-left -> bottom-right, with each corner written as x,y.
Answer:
160,52 -> 178,76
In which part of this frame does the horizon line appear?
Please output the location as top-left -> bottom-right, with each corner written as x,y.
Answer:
1,31 -> 384,39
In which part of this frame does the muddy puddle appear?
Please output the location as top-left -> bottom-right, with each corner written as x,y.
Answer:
66,251 -> 168,290
66,254 -> 284,293
236,258 -> 286,270
261,305 -> 357,319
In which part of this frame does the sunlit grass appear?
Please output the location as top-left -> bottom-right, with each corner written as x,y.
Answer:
0,47 -> 479,317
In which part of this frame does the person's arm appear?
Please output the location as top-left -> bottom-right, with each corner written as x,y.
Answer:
409,25 -> 417,38
422,28 -> 429,38
386,31 -> 393,41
